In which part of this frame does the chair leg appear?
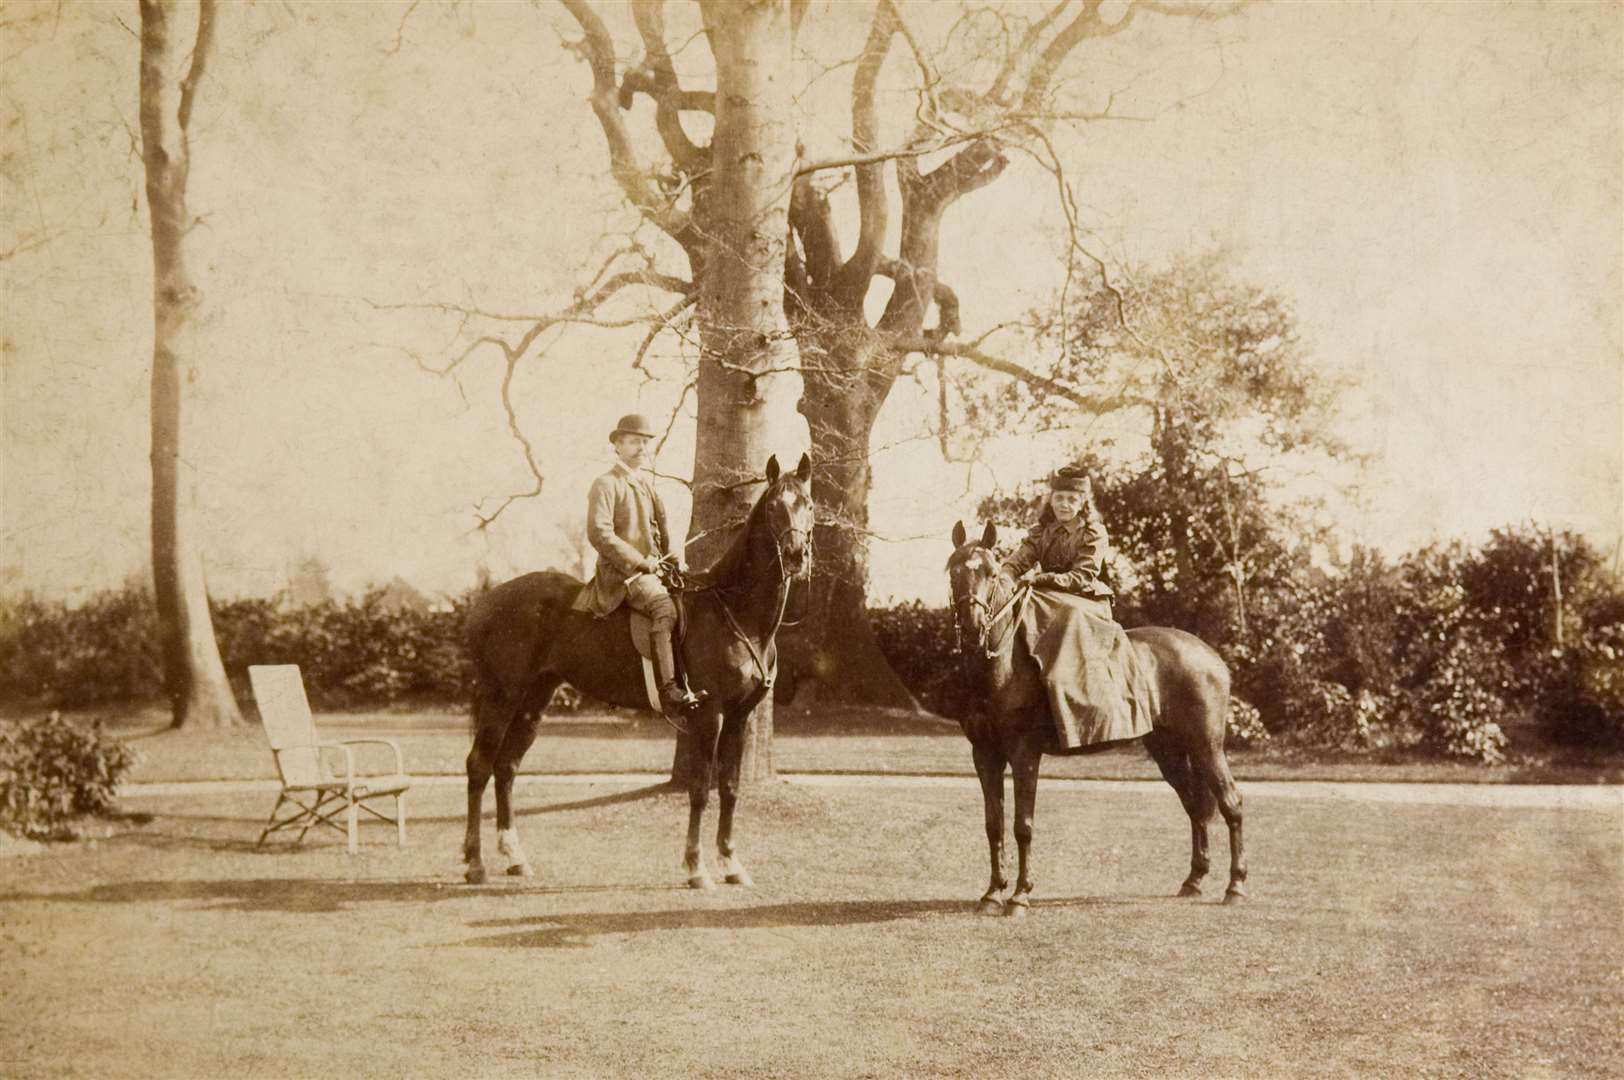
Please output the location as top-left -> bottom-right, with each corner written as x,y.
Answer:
396,792 -> 407,847
347,795 -> 359,855
258,792 -> 287,846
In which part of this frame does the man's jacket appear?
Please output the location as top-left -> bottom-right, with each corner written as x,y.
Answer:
571,461 -> 673,617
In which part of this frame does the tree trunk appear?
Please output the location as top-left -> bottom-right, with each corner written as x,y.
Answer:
783,340 -> 919,709
140,0 -> 241,730
677,0 -> 806,783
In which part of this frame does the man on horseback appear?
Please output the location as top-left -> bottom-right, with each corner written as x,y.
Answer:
570,413 -> 702,717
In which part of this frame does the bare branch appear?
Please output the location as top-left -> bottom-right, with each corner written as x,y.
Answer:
795,126 -> 1004,177
630,1 -> 706,170
1020,1 -> 1130,115
833,0 -> 897,304
897,337 -> 1150,415
384,0 -> 421,56
989,0 -> 1071,106
558,0 -> 695,246
473,338 -> 545,532
632,293 -> 699,379
175,0 -> 215,132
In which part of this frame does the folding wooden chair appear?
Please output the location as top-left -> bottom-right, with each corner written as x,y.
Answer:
248,664 -> 411,855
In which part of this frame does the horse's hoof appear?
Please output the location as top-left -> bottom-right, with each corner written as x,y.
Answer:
724,870 -> 753,887
976,897 -> 1004,917
464,864 -> 487,885
1223,887 -> 1247,905
1004,900 -> 1029,919
506,863 -> 533,878
1177,883 -> 1203,898
687,874 -> 716,891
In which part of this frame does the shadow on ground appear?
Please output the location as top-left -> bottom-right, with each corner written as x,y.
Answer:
459,898 -> 968,949
0,875 -> 681,914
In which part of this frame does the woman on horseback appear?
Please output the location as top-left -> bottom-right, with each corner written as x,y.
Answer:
1002,464 -> 1113,616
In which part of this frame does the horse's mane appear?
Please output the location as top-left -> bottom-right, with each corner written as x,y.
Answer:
691,482 -> 774,592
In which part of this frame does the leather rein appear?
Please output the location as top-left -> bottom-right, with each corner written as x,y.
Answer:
957,571 -> 1029,661
678,518 -> 811,694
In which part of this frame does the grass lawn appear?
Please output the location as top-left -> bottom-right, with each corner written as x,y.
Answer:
3,778 -> 1620,1078
73,702 -> 1624,787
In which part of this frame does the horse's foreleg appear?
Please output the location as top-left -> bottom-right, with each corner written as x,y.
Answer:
1006,738 -> 1042,918
683,709 -> 722,890
714,709 -> 752,886
494,704 -> 546,878
971,740 -> 1008,915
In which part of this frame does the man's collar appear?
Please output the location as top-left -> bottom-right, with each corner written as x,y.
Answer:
611,460 -> 644,479
1053,513 -> 1086,533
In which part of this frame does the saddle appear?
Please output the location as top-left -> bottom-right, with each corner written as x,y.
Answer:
628,590 -> 692,717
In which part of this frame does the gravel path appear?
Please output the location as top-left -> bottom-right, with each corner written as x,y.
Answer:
120,771 -> 1624,810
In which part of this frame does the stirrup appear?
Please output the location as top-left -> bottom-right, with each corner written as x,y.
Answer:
658,683 -> 704,733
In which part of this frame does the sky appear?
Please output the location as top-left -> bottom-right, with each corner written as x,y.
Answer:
3,0 -> 1620,606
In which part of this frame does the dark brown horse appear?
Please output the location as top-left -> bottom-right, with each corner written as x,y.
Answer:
947,520 -> 1246,915
462,454 -> 814,889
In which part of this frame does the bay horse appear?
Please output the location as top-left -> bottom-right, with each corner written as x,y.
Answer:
461,453 -> 814,889
947,520 -> 1246,915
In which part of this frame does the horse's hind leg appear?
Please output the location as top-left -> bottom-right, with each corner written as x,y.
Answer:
1146,731 -> 1215,897
1194,747 -> 1247,903
494,682 -> 556,878
464,690 -> 512,885
971,740 -> 1009,915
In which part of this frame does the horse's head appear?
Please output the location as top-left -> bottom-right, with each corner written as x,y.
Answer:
947,520 -> 1015,658
760,453 -> 815,580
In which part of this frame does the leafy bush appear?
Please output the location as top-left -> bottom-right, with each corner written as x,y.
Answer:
0,585 -> 586,713
0,590 -> 162,706
1,712 -> 137,840
871,600 -> 972,718
1226,697 -> 1270,747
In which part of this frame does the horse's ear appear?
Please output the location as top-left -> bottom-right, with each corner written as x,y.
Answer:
980,521 -> 997,549
951,521 -> 967,549
765,455 -> 780,484
795,452 -> 812,483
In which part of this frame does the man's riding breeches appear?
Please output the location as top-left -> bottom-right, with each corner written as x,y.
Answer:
624,573 -> 677,631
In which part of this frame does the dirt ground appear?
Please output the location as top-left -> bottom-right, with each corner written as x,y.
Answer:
4,777 -> 1621,1078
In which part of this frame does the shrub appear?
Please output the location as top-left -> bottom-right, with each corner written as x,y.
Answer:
0,712 -> 137,840
871,601 -> 972,718
1226,697 -> 1270,747
0,590 -> 162,706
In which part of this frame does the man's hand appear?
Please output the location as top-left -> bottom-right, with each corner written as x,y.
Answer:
1032,572 -> 1060,587
638,555 -> 660,575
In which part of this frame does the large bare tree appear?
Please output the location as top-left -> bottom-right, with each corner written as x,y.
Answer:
427,1 -> 1231,771
139,0 -> 241,729
549,0 -> 1232,710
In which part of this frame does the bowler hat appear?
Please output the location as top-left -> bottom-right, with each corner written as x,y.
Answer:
610,413 -> 658,440
1048,465 -> 1091,493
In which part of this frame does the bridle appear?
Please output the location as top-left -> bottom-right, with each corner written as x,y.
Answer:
954,562 -> 1027,661
706,490 -> 814,690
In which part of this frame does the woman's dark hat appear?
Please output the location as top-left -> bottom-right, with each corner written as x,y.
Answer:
1048,465 -> 1091,493
610,413 -> 658,440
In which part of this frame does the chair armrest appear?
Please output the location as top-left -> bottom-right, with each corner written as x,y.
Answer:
317,742 -> 357,786
338,738 -> 407,776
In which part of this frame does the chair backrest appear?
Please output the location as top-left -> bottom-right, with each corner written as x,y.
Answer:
248,665 -> 324,787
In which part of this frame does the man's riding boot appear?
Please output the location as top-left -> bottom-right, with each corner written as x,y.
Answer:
652,626 -> 701,715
